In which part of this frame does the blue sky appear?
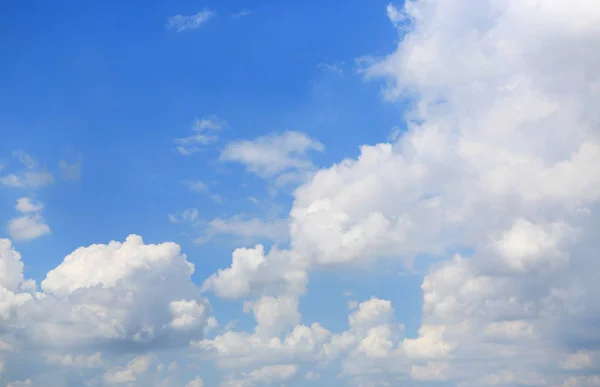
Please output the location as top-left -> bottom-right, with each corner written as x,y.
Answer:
1,0 -> 599,386
1,0 -> 399,271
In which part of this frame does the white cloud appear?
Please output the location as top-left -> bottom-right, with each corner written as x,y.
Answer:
174,116 -> 225,155
342,0 -> 600,381
219,131 -> 323,181
104,355 -> 153,384
1,171 -> 54,188
197,297 -> 403,379
0,238 -> 30,294
411,361 -> 449,381
385,3 -> 409,28
248,364 -> 297,384
167,10 -> 215,33
201,245 -> 307,300
15,197 -> 43,213
8,198 -> 50,241
185,376 -> 204,387
221,365 -> 297,386
2,1 -> 600,385
483,320 -> 536,340
0,151 -> 55,188
561,351 -> 595,370
403,325 -> 454,359
244,295 -> 300,339
348,298 -> 393,331
199,0 -> 600,385
43,235 -> 187,296
493,218 -> 571,272
169,299 -> 208,331
0,174 -> 24,187
14,235 -> 211,350
0,234 -> 215,381
12,150 -> 37,169
169,208 -> 199,224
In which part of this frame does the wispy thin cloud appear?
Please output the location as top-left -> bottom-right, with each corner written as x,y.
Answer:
23,170 -> 55,187
59,159 -> 82,181
173,115 -> 225,156
182,179 -> 224,203
183,179 -> 208,193
0,174 -> 25,187
167,9 -> 215,33
317,62 -> 345,75
0,150 -> 55,188
219,131 -> 324,184
209,194 -> 224,204
13,150 -> 37,169
168,208 -> 199,224
232,9 -> 251,19
193,215 -> 288,245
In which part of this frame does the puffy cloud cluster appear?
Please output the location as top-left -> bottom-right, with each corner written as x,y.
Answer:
7,198 -> 51,242
198,297 -> 407,386
202,245 -> 307,299
0,235 -> 211,385
0,239 -> 34,324
200,0 -> 600,385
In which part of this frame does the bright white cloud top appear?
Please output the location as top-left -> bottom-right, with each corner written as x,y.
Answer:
1,0 -> 599,386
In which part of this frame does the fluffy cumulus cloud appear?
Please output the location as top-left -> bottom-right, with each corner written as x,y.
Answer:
34,235 -> 210,348
0,239 -> 33,320
0,235 -> 211,385
201,244 -> 308,300
7,198 -> 50,242
195,296 -> 407,387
